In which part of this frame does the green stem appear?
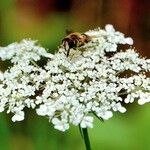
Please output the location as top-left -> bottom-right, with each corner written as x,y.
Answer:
82,128 -> 92,150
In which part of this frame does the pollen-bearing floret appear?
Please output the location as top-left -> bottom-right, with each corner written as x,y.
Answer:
0,25 -> 150,132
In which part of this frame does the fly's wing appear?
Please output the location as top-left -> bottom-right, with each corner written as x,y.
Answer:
63,41 -> 69,50
62,40 -> 70,57
81,33 -> 91,43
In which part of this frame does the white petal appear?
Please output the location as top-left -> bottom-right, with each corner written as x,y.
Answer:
105,24 -> 115,33
12,111 -> 24,122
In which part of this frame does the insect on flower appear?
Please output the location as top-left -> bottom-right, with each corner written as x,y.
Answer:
62,32 -> 91,57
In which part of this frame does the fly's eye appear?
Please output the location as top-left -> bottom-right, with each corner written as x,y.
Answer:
68,39 -> 76,48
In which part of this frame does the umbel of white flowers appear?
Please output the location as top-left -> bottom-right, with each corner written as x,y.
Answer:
0,25 -> 150,132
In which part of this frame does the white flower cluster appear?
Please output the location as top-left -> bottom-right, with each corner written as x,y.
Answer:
0,25 -> 150,131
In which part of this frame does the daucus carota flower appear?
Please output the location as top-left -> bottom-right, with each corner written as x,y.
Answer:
0,25 -> 150,132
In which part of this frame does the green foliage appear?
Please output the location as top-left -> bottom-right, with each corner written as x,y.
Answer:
0,114 -> 10,150
1,104 -> 150,150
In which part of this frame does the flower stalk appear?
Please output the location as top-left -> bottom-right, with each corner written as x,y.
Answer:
82,128 -> 92,150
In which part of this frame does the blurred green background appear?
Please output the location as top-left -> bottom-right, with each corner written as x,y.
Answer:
0,0 -> 150,150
